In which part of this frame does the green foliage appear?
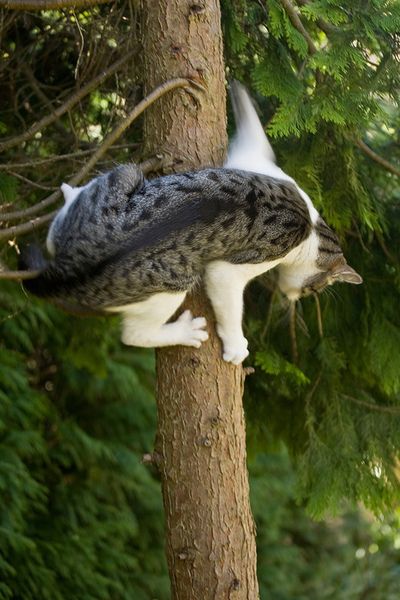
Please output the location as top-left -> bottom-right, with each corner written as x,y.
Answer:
222,0 -> 400,517
0,284 -> 168,600
251,452 -> 400,600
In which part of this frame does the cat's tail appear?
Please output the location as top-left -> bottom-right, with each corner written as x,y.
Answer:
225,80 -> 278,175
20,244 -> 106,316
19,244 -> 52,296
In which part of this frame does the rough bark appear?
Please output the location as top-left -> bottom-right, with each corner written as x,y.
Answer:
141,1 -> 260,598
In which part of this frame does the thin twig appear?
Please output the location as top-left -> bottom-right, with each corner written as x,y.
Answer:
342,394 -> 400,415
77,77 -> 201,180
376,233 -> 397,264
0,210 -> 57,239
0,78 -> 200,239
280,0 -> 317,54
0,53 -> 132,153
314,293 -> 323,338
261,287 -> 277,339
289,301 -> 299,364
8,170 -> 58,191
0,155 -> 166,223
0,144 -> 140,170
0,268 -> 42,280
21,62 -> 68,136
355,138 -> 400,178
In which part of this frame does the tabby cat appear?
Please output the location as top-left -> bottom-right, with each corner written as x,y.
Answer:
23,82 -> 362,364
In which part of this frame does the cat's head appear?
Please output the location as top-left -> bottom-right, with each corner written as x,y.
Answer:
277,219 -> 362,301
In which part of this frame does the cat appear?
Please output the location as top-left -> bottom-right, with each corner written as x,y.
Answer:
22,82 -> 362,365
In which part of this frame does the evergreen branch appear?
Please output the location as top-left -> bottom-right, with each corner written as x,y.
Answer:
280,0 -> 317,54
355,139 -> 400,178
295,0 -> 340,34
342,394 -> 400,415
0,53 -> 132,153
0,0 -> 113,9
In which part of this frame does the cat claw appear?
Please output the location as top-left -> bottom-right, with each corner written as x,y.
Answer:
176,310 -> 209,348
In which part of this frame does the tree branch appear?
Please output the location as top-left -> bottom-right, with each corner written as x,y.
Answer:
0,0 -> 113,9
0,210 -> 57,240
0,154 -> 171,279
0,78 -> 196,229
295,0 -> 340,34
289,301 -> 299,364
0,53 -> 132,153
280,0 -> 317,54
0,144 -> 139,170
21,62 -> 69,137
0,267 -> 42,280
342,394 -> 400,415
0,151 -> 170,240
354,138 -> 400,178
8,170 -> 58,191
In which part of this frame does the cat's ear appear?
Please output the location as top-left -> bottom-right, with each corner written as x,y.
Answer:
332,263 -> 363,285
60,183 -> 81,205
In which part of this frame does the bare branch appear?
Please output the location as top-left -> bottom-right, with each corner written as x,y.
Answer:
0,53 -> 132,153
8,171 -> 58,191
355,138 -> 400,178
289,301 -> 299,364
280,0 -> 317,55
0,78 -> 200,239
0,210 -> 57,240
0,191 -> 61,223
21,62 -> 69,137
0,156 -> 167,223
314,293 -> 323,338
0,144 -> 139,170
342,394 -> 400,415
0,267 -> 42,280
77,77 -> 201,180
0,0 -> 113,9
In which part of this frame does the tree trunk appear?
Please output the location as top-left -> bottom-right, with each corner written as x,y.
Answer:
141,2 -> 259,598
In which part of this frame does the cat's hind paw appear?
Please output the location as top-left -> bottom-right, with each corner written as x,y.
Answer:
222,337 -> 249,365
176,310 -> 209,348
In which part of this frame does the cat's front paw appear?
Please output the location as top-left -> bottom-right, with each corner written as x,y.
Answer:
219,333 -> 249,365
176,310 -> 209,348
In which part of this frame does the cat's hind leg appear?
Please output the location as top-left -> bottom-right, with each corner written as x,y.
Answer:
205,260 -> 275,364
204,261 -> 252,365
108,292 -> 208,349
